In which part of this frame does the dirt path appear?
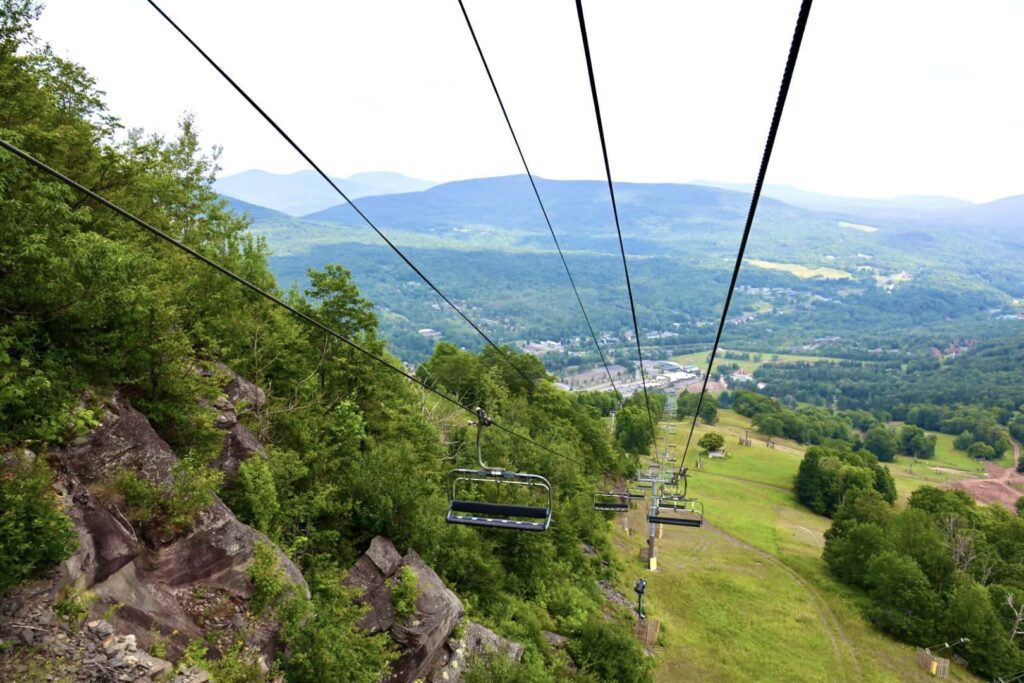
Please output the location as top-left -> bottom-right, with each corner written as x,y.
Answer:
701,523 -> 863,677
948,439 -> 1022,510
1000,439 -> 1021,482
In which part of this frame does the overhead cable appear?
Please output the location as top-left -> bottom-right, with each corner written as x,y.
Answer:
0,137 -> 584,468
456,0 -> 623,402
574,0 -> 660,456
679,0 -> 814,471
146,0 -> 533,386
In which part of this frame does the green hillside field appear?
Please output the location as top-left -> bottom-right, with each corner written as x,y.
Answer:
608,410 -> 980,682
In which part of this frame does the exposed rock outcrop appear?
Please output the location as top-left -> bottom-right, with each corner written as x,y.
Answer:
0,586 -> 177,683
599,580 -> 634,611
6,390 -> 308,670
343,537 -> 523,683
429,622 -> 525,683
208,366 -> 267,482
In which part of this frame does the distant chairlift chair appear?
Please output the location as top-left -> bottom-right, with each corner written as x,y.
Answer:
446,408 -> 552,532
593,491 -> 631,513
649,467 -> 703,527
648,495 -> 704,528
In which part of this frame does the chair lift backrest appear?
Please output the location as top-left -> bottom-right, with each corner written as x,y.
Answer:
446,408 -> 552,532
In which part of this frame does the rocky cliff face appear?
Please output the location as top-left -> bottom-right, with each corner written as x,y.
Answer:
1,367 -> 306,681
343,536 -> 523,683
1,367 -> 525,682
53,391 -> 307,663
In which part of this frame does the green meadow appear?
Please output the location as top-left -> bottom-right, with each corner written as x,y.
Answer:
669,349 -> 845,378
609,410 -> 980,682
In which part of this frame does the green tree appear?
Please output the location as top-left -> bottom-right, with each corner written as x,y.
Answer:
864,551 -> 940,643
907,487 -> 977,523
795,445 -> 896,517
304,265 -> 377,339
615,404 -> 654,456
900,424 -> 936,459
697,432 -> 725,453
279,585 -> 396,683
889,509 -> 954,591
864,426 -> 898,462
830,487 -> 894,534
954,430 -> 974,451
1009,413 -> 1024,443
824,522 -> 891,587
0,456 -> 78,594
569,616 -> 654,683
968,442 -> 996,461
676,392 -> 718,425
944,582 -> 1021,679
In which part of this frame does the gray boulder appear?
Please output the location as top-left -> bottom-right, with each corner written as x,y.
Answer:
213,422 -> 264,481
223,369 -> 267,412
429,622 -> 525,683
344,537 -> 478,683
207,365 -> 267,481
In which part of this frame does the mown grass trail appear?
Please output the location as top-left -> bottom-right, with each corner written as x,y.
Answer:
607,411 -> 980,681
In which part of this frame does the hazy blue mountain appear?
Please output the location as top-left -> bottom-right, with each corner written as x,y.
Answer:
300,174 -> 829,255
926,194 -> 1024,233
214,169 -> 435,216
693,180 -> 972,221
221,195 -> 293,223
232,174 -> 1024,361
272,174 -> 1023,277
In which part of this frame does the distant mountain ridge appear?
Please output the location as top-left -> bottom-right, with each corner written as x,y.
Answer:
224,174 -> 1024,362
221,195 -> 292,223
214,169 -> 435,216
693,180 -> 1022,232
225,174 -> 1023,266
693,180 -> 972,216
300,174 -> 810,238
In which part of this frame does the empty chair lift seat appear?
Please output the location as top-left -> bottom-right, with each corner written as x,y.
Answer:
648,497 -> 703,527
593,492 -> 630,513
446,408 -> 553,532
448,496 -> 551,531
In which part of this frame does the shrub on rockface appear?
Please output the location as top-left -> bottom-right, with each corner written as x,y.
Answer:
94,457 -> 222,541
0,455 -> 77,594
390,565 -> 420,620
569,615 -> 654,683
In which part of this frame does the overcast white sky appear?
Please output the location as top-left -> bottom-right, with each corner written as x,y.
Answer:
35,0 -> 1024,203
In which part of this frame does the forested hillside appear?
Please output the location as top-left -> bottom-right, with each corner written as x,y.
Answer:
0,5 -> 648,680
734,396 -> 1024,680
236,172 -> 1023,362
755,333 -> 1024,414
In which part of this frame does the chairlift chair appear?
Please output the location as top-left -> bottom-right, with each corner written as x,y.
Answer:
648,495 -> 704,528
446,408 -> 552,532
593,491 -> 630,513
625,488 -> 648,501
